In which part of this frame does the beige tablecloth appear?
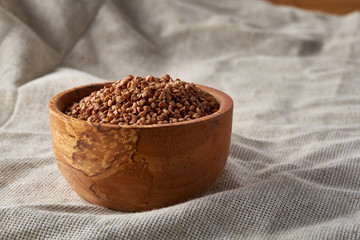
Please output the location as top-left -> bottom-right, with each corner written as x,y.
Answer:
1,0 -> 360,239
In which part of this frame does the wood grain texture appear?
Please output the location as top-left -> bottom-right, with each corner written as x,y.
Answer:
49,82 -> 233,211
268,0 -> 360,14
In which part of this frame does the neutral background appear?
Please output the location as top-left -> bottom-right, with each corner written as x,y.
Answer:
1,0 -> 360,239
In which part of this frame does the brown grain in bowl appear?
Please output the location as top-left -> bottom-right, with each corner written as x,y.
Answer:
64,74 -> 219,126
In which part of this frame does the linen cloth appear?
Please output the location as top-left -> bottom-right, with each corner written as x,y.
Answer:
1,0 -> 360,239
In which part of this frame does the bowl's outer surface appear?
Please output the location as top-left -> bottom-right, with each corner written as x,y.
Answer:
49,82 -> 233,211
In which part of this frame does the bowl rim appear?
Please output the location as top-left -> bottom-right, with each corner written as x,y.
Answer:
49,81 -> 233,129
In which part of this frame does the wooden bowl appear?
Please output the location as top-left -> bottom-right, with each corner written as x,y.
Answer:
49,82 -> 233,211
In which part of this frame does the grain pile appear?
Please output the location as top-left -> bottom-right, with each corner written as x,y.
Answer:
65,75 -> 219,125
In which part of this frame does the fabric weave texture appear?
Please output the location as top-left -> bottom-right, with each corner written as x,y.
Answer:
1,0 -> 360,239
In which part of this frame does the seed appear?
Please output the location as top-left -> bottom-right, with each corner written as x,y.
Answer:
163,74 -> 170,81
143,105 -> 151,112
124,92 -> 131,99
138,111 -> 147,117
159,101 -> 167,109
116,96 -> 125,103
124,102 -> 132,108
159,92 -> 166,100
138,99 -> 146,106
124,115 -> 131,122
129,117 -> 137,125
110,119 -> 119,124
161,113 -> 168,119
94,103 -> 100,110
145,76 -> 154,81
193,113 -> 200,118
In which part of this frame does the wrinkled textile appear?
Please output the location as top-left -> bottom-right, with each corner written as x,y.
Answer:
1,0 -> 360,239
